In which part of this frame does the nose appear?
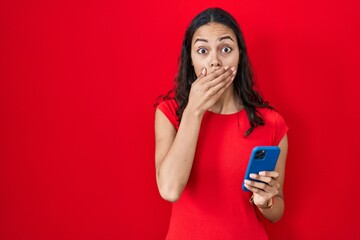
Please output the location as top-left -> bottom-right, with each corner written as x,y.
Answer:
209,53 -> 222,68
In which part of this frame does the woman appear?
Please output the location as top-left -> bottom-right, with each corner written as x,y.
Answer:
155,7 -> 288,239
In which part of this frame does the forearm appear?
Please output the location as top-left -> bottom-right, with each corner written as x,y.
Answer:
157,108 -> 203,202
258,195 -> 284,223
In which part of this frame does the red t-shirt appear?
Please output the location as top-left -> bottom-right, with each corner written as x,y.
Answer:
157,99 -> 289,240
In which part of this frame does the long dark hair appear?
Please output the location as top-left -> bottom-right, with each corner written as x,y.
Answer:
157,7 -> 273,136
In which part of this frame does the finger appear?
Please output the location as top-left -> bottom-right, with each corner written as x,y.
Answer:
244,183 -> 264,194
194,67 -> 207,82
207,67 -> 236,89
249,173 -> 273,185
210,66 -> 235,83
208,72 -> 235,96
191,68 -> 208,86
201,66 -> 230,83
244,179 -> 272,192
259,171 -> 280,179
207,68 -> 235,94
200,67 -> 207,77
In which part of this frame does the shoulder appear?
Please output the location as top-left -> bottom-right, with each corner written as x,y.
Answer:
157,99 -> 179,112
258,108 -> 284,126
258,107 -> 289,145
156,99 -> 179,130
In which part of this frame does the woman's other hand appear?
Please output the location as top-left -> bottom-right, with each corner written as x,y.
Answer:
244,171 -> 280,207
186,66 -> 236,115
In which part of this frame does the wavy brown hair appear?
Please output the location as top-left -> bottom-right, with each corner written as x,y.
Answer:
157,8 -> 273,136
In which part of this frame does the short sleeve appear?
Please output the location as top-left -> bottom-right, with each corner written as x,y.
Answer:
156,99 -> 179,130
272,112 -> 289,145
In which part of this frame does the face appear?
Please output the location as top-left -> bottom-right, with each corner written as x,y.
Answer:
191,22 -> 240,77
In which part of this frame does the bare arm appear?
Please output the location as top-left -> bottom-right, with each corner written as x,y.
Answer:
155,108 -> 203,202
155,66 -> 236,202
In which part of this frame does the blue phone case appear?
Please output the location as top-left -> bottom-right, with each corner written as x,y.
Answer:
242,146 -> 281,191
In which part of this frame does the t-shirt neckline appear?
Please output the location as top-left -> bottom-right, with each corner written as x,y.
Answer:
206,108 -> 246,116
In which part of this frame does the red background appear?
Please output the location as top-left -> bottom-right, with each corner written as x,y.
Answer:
1,0 -> 359,239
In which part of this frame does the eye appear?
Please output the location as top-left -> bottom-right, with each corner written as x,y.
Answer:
222,46 -> 232,53
197,48 -> 208,55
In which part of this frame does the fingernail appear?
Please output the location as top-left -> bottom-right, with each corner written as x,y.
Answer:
244,180 -> 251,184
232,70 -> 237,75
249,173 -> 256,178
224,66 -> 229,71
202,68 -> 206,75
259,172 -> 265,176
231,67 -> 236,71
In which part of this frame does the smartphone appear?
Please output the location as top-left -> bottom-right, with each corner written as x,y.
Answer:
242,146 -> 281,192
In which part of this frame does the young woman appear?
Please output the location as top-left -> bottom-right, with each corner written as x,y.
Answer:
155,8 -> 288,239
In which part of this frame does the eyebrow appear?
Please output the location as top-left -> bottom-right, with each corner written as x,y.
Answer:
194,35 -> 234,44
219,36 -> 234,42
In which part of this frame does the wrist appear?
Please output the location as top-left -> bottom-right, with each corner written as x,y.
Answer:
258,198 -> 273,209
250,195 -> 274,209
183,106 -> 205,119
